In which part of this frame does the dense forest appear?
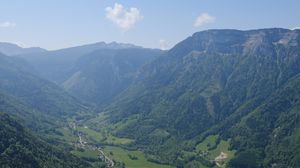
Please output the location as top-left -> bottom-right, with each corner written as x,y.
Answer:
0,112 -> 92,168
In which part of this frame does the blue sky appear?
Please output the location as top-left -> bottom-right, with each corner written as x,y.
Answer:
0,0 -> 299,50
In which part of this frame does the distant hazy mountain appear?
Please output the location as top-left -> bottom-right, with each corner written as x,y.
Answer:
97,28 -> 300,167
63,48 -> 162,105
0,42 -> 46,56
17,42 -> 142,83
0,52 -> 88,118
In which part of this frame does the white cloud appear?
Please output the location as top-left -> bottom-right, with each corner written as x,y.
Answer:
194,13 -> 215,27
0,21 -> 16,28
105,3 -> 143,31
159,39 -> 169,50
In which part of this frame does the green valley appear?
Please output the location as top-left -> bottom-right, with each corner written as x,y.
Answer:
1,27 -> 300,168
50,117 -> 175,168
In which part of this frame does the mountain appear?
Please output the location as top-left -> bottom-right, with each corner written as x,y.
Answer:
0,53 -> 99,167
0,42 -> 46,56
0,52 -> 88,119
2,28 -> 300,167
0,112 -> 92,168
63,48 -> 162,105
226,73 -> 300,168
16,42 -> 142,83
0,91 -> 53,132
90,28 -> 300,167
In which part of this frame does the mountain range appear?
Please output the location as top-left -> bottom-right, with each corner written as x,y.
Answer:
0,42 -> 46,56
0,28 -> 300,168
87,28 -> 300,167
16,42 -> 142,83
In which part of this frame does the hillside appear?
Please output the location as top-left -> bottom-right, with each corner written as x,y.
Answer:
0,112 -> 92,168
1,28 -> 300,167
16,42 -> 142,83
0,91 -> 54,132
0,52 -> 89,118
63,48 -> 162,105
14,42 -> 162,105
86,28 -> 300,167
225,74 -> 300,167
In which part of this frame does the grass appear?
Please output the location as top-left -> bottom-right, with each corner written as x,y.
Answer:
53,119 -> 135,146
78,126 -> 134,145
110,116 -> 139,133
196,135 -> 218,152
51,127 -> 77,142
56,117 -> 169,167
71,149 -> 105,166
77,126 -> 104,142
105,134 -> 134,145
72,149 -> 99,159
195,135 -> 236,167
103,146 -> 173,168
76,123 -> 134,145
208,140 -> 235,160
85,112 -> 110,129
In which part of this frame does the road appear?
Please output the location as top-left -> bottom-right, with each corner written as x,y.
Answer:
70,121 -> 115,167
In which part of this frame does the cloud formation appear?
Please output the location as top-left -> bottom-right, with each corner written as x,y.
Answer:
105,3 -> 143,31
194,13 -> 215,27
0,21 -> 16,28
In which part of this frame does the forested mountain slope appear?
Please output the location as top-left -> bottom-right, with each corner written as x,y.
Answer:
1,28 -> 300,167
0,92 -> 54,132
63,48 -> 162,105
225,74 -> 300,168
0,52 -> 88,118
16,42 -> 142,83
90,28 -> 300,167
0,112 -> 92,168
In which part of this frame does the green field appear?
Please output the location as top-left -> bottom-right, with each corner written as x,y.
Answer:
53,122 -> 171,167
77,125 -> 134,145
53,119 -> 235,168
196,135 -> 218,152
105,134 -> 134,145
49,127 -> 77,143
72,149 -> 99,159
71,149 -> 106,167
195,135 -> 235,167
103,146 -> 173,168
77,126 -> 104,142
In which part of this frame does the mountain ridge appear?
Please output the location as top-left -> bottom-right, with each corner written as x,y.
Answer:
14,41 -> 148,84
86,28 -> 300,167
0,42 -> 47,56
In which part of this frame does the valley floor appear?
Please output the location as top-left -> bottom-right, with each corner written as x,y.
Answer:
47,114 -> 235,168
49,117 -> 173,168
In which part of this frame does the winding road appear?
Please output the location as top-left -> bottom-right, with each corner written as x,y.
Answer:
70,121 -> 115,167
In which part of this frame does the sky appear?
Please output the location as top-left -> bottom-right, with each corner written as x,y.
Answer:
0,0 -> 300,50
